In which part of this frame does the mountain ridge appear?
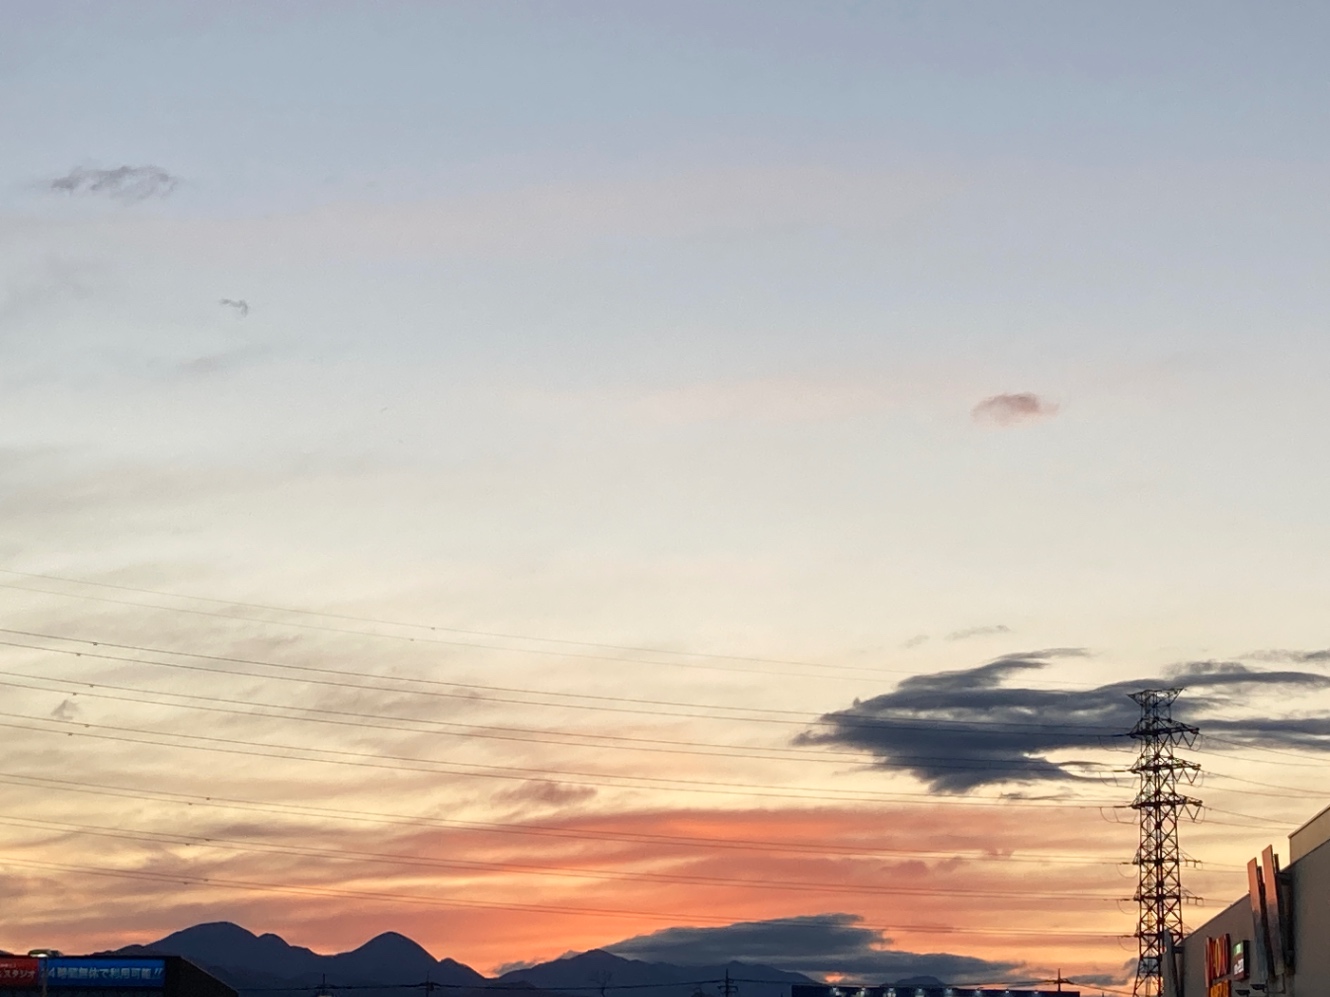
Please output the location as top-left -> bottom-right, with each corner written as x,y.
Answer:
111,921 -> 485,993
107,922 -> 815,997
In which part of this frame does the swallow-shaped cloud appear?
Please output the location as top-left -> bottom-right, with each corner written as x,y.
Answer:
797,653 -> 1330,792
48,165 -> 179,202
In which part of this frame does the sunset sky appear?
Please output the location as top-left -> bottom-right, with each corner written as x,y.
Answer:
3,2 -> 1330,990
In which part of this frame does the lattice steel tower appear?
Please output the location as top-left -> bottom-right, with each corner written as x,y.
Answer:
1129,688 -> 1201,997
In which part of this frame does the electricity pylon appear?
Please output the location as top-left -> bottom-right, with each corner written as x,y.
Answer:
1129,688 -> 1201,997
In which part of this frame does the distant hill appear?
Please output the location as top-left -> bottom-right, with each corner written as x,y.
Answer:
497,948 -> 814,997
110,924 -> 814,997
112,922 -> 485,995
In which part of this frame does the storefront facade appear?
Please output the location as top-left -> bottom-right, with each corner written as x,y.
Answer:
0,956 -> 235,997
1180,804 -> 1330,996
791,982 -> 1078,997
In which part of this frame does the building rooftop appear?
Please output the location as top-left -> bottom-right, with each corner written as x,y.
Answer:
1290,802 -> 1330,862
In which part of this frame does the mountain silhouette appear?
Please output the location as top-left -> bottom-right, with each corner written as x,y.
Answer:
112,922 -> 485,994
498,947 -> 812,997
110,925 -> 812,997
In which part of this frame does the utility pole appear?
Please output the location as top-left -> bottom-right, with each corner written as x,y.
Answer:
1129,688 -> 1201,997
720,970 -> 737,997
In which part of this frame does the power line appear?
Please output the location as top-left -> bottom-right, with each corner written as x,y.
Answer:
1203,805 -> 1294,825
1199,770 -> 1327,798
3,639 -> 1315,804
0,669 -> 1126,776
0,580 -> 903,683
0,855 -> 1124,939
0,710 -> 1122,807
1193,815 -> 1292,831
11,638 -> 1319,801
0,628 -> 1125,737
1063,983 -> 1134,997
0,630 -> 811,727
0,813 -> 1136,904
236,982 -> 742,993
8,630 -> 1322,768
1198,734 -> 1330,765
0,568 -> 862,671
0,771 -> 1131,866
0,575 -> 1115,688
7,641 -> 1322,804
233,980 -> 1108,995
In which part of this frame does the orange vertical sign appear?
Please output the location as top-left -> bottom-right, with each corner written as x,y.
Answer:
1206,934 -> 1231,997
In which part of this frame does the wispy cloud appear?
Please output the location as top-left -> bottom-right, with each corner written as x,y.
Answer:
48,165 -> 179,202
0,261 -> 96,334
970,393 -> 1059,428
608,913 -> 1018,983
1251,648 -> 1330,664
494,780 -> 598,808
945,625 -> 1011,642
0,799 -> 1111,973
798,653 -> 1330,792
624,375 -> 901,425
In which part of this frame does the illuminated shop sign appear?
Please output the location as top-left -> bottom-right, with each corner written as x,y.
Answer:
1230,940 -> 1247,979
44,960 -> 166,988
790,985 -> 1077,997
0,960 -> 41,988
1204,934 -> 1249,997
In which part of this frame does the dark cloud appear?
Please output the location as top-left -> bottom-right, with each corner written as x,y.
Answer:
608,913 -> 1018,984
1162,661 -> 1330,753
971,392 -> 1058,427
219,298 -> 250,318
48,165 -> 179,202
945,625 -> 1011,642
797,653 -> 1330,792
1206,715 -> 1330,746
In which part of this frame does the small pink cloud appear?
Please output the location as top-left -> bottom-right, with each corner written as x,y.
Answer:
971,392 -> 1059,427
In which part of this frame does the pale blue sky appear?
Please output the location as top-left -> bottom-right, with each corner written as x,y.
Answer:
3,2 -> 1329,666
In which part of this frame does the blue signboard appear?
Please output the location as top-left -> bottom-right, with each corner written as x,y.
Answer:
44,960 -> 166,989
